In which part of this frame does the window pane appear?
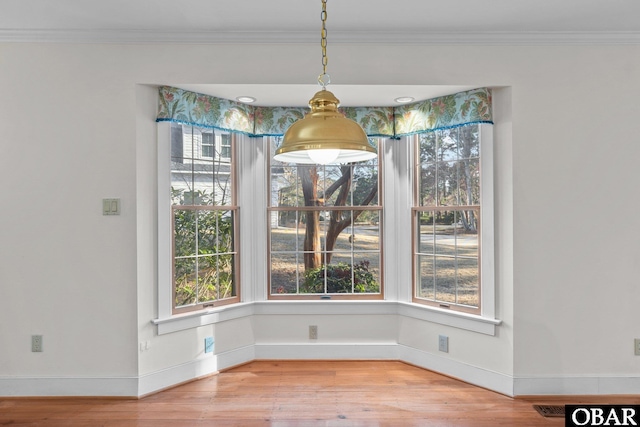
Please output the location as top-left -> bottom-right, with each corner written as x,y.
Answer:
419,133 -> 437,163
197,255 -> 218,302
218,254 -> 235,299
457,257 -> 479,308
438,131 -> 458,162
457,211 -> 479,256
272,166 -> 299,207
175,257 -> 197,307
197,210 -> 218,254
416,255 -> 434,299
218,211 -> 235,253
328,211 -> 354,252
174,209 -> 196,257
300,253 -> 324,293
271,219 -> 302,253
213,170 -> 232,206
353,213 -> 380,252
417,212 -> 435,254
324,253 -> 353,294
353,165 -> 378,206
353,253 -> 380,294
434,211 -> 457,256
322,165 -> 344,206
434,256 -> 457,304
457,158 -> 479,206
458,125 -> 479,159
436,161 -> 457,206
419,163 -> 437,206
271,253 -> 302,294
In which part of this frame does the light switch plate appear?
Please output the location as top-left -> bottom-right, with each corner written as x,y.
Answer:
103,198 -> 120,215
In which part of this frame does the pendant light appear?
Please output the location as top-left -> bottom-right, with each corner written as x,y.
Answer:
274,0 -> 377,165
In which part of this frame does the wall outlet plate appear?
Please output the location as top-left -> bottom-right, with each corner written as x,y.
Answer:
635,338 -> 640,356
32,335 -> 43,352
438,335 -> 448,353
309,325 -> 318,340
204,336 -> 214,354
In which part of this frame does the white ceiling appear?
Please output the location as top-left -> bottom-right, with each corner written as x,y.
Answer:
3,0 -> 639,106
4,0 -> 640,34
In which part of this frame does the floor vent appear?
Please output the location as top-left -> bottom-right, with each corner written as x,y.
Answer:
533,405 -> 565,417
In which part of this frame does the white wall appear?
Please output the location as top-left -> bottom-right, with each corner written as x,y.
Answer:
1,41 -> 638,397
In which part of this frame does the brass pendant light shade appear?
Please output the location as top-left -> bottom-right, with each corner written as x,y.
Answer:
274,0 -> 377,165
274,89 -> 377,164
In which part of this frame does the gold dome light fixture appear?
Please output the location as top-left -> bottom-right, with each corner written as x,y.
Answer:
274,0 -> 377,165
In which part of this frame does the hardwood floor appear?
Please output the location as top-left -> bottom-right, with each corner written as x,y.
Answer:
1,360 -> 638,426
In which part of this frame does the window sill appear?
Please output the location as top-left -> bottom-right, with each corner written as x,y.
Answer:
152,300 -> 501,336
152,302 -> 254,335
397,302 -> 501,336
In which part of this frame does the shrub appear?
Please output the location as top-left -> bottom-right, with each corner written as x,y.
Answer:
301,260 -> 379,294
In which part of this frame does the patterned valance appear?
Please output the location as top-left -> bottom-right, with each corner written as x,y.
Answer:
156,86 -> 492,138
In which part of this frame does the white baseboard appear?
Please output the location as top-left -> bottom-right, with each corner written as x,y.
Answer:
397,344 -> 515,397
138,344 -> 255,396
0,376 -> 138,397
4,344 -> 638,398
254,342 -> 398,360
514,375 -> 640,396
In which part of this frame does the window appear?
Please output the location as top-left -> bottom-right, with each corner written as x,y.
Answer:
413,124 -> 490,314
201,131 -> 214,158
170,124 -> 239,313
220,133 -> 231,159
268,138 -> 383,299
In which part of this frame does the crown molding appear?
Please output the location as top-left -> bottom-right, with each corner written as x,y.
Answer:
1,29 -> 640,45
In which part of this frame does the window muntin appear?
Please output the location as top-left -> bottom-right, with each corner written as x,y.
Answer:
413,124 -> 481,313
268,138 -> 383,299
170,124 -> 239,313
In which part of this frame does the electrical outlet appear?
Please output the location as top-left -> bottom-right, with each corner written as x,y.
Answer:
635,339 -> 640,356
204,336 -> 214,354
32,335 -> 43,352
309,325 -> 318,340
438,335 -> 448,353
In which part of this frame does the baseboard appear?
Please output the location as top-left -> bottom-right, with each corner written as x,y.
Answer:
4,344 -> 637,398
397,344 -> 515,397
0,376 -> 138,397
254,342 -> 398,360
137,344 -> 255,396
514,375 -> 640,396
0,345 -> 256,398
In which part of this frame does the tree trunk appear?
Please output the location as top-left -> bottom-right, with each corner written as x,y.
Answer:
301,166 -> 322,269
325,167 -> 378,264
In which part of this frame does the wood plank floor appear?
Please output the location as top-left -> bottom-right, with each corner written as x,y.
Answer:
1,360 -> 638,426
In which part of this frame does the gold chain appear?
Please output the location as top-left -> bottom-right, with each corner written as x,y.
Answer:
319,0 -> 329,87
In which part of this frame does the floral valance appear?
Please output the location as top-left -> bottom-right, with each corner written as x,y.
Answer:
156,86 -> 492,138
